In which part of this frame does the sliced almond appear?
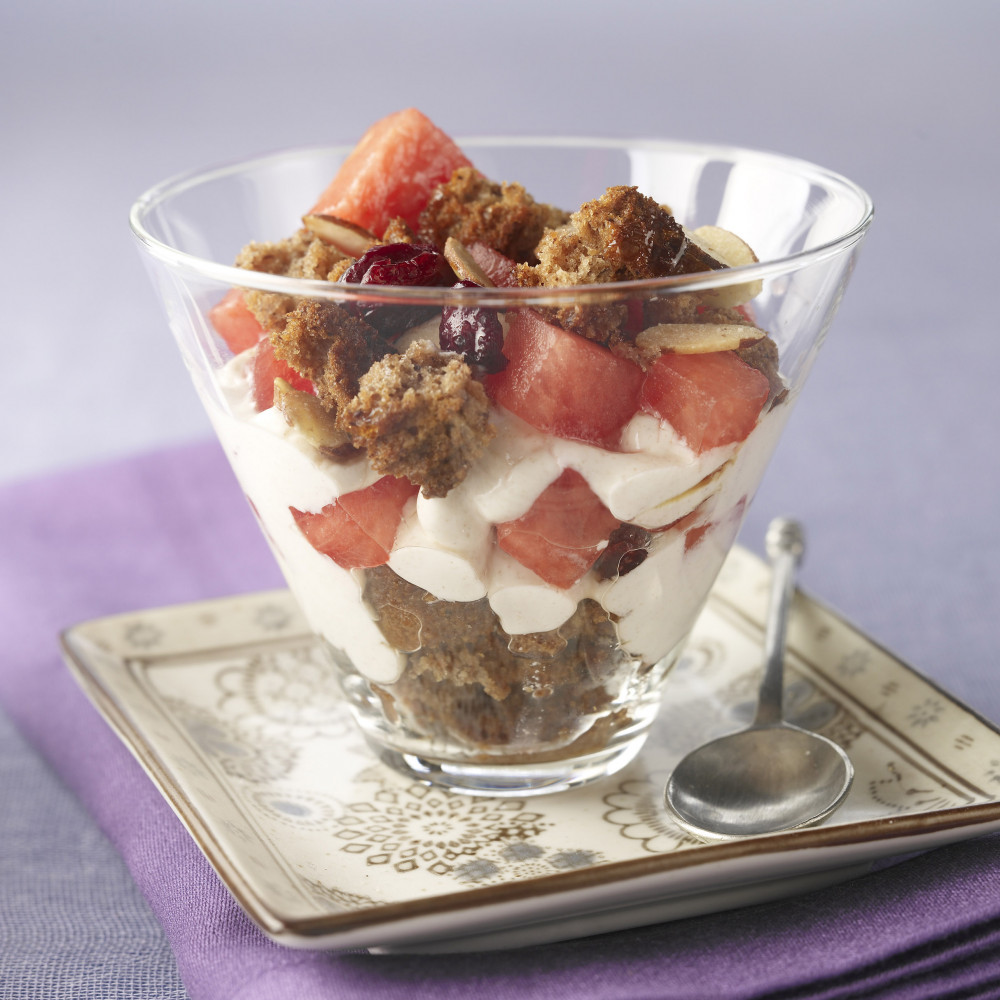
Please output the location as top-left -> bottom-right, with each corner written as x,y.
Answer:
687,225 -> 764,307
635,322 -> 765,355
690,226 -> 758,267
443,237 -> 496,287
302,213 -> 377,257
273,378 -> 357,460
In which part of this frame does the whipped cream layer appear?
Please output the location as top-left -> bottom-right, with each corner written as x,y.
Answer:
208,348 -> 787,685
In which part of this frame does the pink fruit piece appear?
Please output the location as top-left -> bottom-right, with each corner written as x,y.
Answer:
640,351 -> 770,453
685,496 -> 747,553
496,469 -> 621,589
251,339 -> 314,412
310,108 -> 473,237
291,475 -> 419,570
485,309 -> 644,450
209,288 -> 265,354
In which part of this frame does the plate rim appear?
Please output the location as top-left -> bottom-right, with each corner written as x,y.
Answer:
59,550 -> 1000,948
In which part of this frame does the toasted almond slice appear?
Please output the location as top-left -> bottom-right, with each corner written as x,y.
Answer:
274,378 -> 357,460
635,322 -> 765,355
443,237 -> 495,287
302,213 -> 377,257
691,226 -> 758,267
687,225 -> 764,307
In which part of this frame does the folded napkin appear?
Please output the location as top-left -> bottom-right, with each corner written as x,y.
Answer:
4,440 -> 1000,1000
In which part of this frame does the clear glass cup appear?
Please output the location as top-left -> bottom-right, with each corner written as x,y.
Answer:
130,138 -> 872,796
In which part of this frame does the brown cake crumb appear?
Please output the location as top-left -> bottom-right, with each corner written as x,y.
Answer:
736,334 -> 788,407
363,566 -> 631,755
237,228 -> 350,334
515,264 -> 630,345
294,236 -> 351,281
511,187 -> 728,348
380,216 -> 418,244
325,257 -> 354,282
236,229 -> 315,277
642,291 -> 755,329
520,185 -> 725,288
272,299 -> 392,414
340,340 -> 495,498
418,167 -> 570,264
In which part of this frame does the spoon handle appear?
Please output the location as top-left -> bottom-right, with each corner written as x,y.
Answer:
754,518 -> 806,728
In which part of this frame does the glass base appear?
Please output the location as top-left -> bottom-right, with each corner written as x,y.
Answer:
367,733 -> 648,797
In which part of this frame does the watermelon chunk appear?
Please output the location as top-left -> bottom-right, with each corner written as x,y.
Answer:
310,109 -> 472,237
251,339 -> 313,412
291,476 -> 418,570
485,309 -> 644,450
685,496 -> 747,553
496,469 -> 620,588
209,288 -> 265,355
640,351 -> 769,453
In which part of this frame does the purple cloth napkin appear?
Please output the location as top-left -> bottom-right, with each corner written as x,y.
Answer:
4,440 -> 1000,1000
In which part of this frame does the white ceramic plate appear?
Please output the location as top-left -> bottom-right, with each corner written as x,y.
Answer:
62,546 -> 1000,952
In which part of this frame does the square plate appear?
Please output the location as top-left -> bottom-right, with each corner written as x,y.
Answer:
62,546 -> 1000,952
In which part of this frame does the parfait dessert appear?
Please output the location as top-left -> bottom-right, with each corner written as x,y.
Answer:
134,108 -> 871,793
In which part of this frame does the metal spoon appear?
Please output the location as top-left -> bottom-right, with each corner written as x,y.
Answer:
665,517 -> 854,839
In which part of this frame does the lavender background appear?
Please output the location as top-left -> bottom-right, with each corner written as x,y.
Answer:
2,0 -> 998,995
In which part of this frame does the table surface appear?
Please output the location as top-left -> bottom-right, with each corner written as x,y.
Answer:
3,1 -> 999,996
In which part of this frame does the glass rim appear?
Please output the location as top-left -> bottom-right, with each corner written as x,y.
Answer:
128,135 -> 874,307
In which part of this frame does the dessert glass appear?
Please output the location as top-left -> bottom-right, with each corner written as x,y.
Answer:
130,139 -> 872,796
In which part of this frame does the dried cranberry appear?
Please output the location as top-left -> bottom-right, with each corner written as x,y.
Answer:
439,281 -> 507,373
341,242 -> 451,341
593,523 -> 653,580
342,242 -> 450,287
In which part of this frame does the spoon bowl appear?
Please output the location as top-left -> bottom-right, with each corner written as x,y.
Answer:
666,723 -> 854,839
665,517 -> 854,839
